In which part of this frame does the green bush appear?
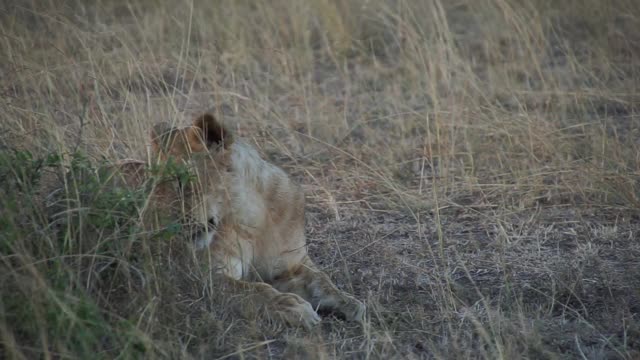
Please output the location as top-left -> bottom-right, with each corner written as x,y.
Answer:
0,149 -> 192,359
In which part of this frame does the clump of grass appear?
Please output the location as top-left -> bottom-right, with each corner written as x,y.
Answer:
0,149 -> 148,358
0,148 -> 219,358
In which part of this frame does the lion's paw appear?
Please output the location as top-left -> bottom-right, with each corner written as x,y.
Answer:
274,293 -> 320,329
341,297 -> 366,323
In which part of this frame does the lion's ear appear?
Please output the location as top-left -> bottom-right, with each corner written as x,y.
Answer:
191,113 -> 233,150
150,122 -> 175,155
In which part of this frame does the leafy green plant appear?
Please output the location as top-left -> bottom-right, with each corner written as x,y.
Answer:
0,149 -> 195,359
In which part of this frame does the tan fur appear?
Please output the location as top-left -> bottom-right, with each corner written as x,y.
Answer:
127,113 -> 365,328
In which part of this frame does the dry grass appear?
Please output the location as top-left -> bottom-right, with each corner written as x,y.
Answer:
1,0 -> 640,358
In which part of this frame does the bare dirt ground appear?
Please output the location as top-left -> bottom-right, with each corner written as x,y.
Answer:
1,0 -> 640,359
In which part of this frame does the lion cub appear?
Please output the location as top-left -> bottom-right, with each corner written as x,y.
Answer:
138,113 -> 364,328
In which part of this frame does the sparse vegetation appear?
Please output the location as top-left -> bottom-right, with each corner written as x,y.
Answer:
1,0 -> 639,358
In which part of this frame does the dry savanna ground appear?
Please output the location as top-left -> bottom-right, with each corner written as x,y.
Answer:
1,0 -> 639,359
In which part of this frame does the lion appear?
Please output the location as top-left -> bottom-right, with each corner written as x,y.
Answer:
117,113 -> 365,329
